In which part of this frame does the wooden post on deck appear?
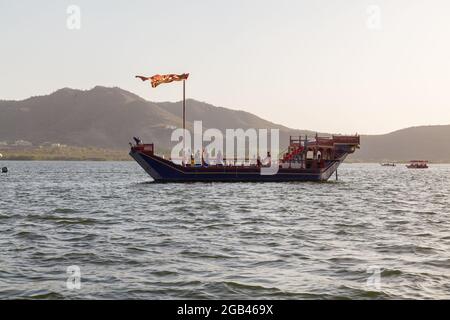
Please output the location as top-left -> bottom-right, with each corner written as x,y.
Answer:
182,80 -> 186,166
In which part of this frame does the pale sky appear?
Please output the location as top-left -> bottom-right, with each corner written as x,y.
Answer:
1,0 -> 449,134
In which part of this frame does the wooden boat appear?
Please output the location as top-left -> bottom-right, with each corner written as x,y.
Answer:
130,135 -> 360,182
381,163 -> 396,167
406,160 -> 428,169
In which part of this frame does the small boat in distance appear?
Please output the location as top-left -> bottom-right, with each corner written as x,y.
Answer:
381,163 -> 396,167
406,160 -> 429,169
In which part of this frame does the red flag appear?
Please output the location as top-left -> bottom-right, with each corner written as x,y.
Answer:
135,73 -> 189,88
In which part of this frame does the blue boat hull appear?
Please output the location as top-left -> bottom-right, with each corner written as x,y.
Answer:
130,150 -> 345,182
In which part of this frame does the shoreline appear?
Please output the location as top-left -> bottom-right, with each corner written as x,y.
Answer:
2,147 -> 449,164
0,146 -> 131,161
1,158 -> 450,164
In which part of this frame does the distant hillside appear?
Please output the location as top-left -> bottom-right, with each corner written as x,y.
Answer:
351,125 -> 450,162
0,86 -> 315,151
1,86 -> 449,162
0,86 -> 182,150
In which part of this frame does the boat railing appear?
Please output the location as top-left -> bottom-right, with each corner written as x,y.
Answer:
168,156 -> 332,170
168,156 -> 279,167
332,135 -> 360,146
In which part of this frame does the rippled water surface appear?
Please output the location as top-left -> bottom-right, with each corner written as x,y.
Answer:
0,161 -> 449,299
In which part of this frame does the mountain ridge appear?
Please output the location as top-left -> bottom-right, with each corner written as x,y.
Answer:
1,86 -> 449,162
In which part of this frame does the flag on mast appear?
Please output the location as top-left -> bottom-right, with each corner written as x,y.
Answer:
135,73 -> 189,88
135,72 -> 190,165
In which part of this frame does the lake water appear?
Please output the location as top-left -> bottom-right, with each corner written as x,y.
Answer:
0,161 -> 449,299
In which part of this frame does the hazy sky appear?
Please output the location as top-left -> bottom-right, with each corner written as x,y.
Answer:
1,0 -> 449,134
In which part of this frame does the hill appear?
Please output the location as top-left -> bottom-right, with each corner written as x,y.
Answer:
353,126 -> 450,162
1,86 -> 449,162
0,86 -> 315,152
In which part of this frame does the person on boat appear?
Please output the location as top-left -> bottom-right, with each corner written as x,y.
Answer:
264,152 -> 272,166
251,154 -> 257,166
194,150 -> 202,166
184,149 -> 191,166
216,149 -> 223,166
257,155 -> 262,167
203,149 -> 210,166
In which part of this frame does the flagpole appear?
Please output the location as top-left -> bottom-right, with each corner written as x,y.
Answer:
183,80 -> 186,166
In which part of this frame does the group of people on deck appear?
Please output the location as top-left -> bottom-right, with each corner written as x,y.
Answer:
130,137 -> 272,167
183,149 -> 221,167
180,149 -> 271,168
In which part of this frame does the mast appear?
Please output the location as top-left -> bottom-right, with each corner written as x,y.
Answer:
182,80 -> 186,165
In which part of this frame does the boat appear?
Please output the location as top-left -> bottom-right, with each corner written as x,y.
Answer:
130,134 -> 360,182
131,72 -> 360,182
381,163 -> 396,167
406,160 -> 428,169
